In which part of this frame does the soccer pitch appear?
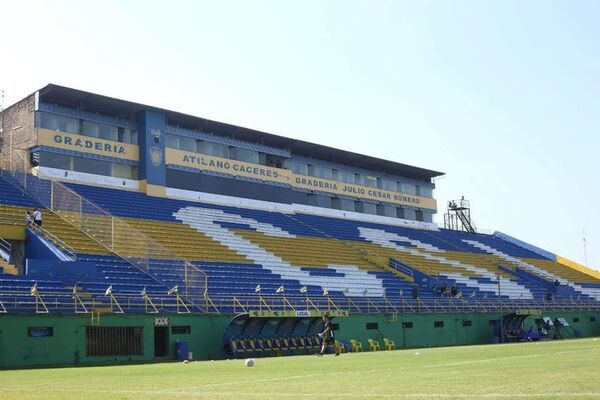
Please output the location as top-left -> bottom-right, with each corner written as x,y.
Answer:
1,338 -> 599,400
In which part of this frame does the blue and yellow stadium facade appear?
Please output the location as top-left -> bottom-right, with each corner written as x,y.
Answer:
9,84 -> 440,223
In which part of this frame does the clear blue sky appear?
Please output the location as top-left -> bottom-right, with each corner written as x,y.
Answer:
2,0 -> 598,269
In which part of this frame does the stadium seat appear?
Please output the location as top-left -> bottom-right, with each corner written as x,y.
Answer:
383,338 -> 396,350
368,338 -> 381,351
350,339 -> 363,352
334,340 -> 345,354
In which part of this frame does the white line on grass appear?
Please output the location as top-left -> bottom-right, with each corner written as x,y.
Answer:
155,346 -> 600,393
3,346 -> 598,397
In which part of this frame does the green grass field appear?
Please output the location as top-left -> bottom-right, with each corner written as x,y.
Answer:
1,338 -> 599,400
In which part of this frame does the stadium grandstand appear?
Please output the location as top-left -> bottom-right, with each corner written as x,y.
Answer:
0,84 -> 599,368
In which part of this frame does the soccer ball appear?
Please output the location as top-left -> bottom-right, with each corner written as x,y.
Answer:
245,358 -> 255,367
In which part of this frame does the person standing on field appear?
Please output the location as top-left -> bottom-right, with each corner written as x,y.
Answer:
316,314 -> 340,357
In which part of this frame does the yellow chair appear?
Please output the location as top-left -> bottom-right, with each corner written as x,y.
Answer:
350,339 -> 363,352
368,338 -> 381,351
383,338 -> 396,351
334,340 -> 345,354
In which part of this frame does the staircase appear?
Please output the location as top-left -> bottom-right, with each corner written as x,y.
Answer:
456,209 -> 476,233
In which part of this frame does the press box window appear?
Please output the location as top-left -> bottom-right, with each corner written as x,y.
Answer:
402,322 -> 413,329
82,121 -> 118,141
171,326 -> 191,335
463,320 -> 472,327
28,327 -> 54,337
434,321 -> 444,328
38,112 -> 79,134
366,323 -> 379,330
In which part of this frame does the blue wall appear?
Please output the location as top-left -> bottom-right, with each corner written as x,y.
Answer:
137,110 -> 167,187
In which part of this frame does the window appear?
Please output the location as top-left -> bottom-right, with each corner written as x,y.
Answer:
28,327 -> 53,337
363,203 -> 377,215
178,136 -> 197,152
39,112 -> 79,134
286,160 -> 308,175
434,321 -> 444,328
354,201 -> 364,213
463,320 -> 472,327
338,170 -> 354,184
111,163 -> 137,180
231,148 -> 259,163
401,183 -> 416,195
402,322 -> 413,329
331,198 -> 341,210
118,128 -> 138,145
165,133 -> 179,149
420,186 -> 433,197
397,207 -> 405,219
41,152 -> 73,170
354,173 -> 361,184
199,141 -> 228,158
415,210 -> 424,221
171,326 -> 191,335
314,166 -> 333,180
384,205 -> 396,217
376,204 -> 385,216
403,208 -> 416,220
366,323 -> 379,330
73,157 -> 111,176
363,176 -> 377,188
332,169 -> 338,181
82,121 -> 118,141
339,199 -> 354,211
382,179 -> 396,191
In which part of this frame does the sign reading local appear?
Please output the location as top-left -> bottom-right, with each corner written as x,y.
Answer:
166,148 -> 437,211
37,128 -> 139,161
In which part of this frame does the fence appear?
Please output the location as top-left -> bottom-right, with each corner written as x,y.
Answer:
0,151 -> 208,301
0,288 -> 598,315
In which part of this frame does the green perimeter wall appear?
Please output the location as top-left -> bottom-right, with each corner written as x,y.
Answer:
1,311 -> 599,369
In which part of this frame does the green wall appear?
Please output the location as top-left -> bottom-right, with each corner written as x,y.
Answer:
0,314 -> 231,369
1,311 -> 599,369
334,311 -> 600,350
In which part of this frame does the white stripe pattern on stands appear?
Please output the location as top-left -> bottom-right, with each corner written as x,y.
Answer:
173,206 -> 385,297
359,227 -> 534,299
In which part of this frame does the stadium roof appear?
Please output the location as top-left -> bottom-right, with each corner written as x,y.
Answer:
37,84 -> 444,181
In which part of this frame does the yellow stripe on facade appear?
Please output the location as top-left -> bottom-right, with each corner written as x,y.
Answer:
165,148 -> 437,211
37,128 -> 139,161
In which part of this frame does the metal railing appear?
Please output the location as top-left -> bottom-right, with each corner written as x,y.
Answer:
0,288 -> 598,315
28,223 -> 77,260
0,152 -> 209,301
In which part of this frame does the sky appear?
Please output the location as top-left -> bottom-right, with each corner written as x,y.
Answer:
1,0 -> 598,270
